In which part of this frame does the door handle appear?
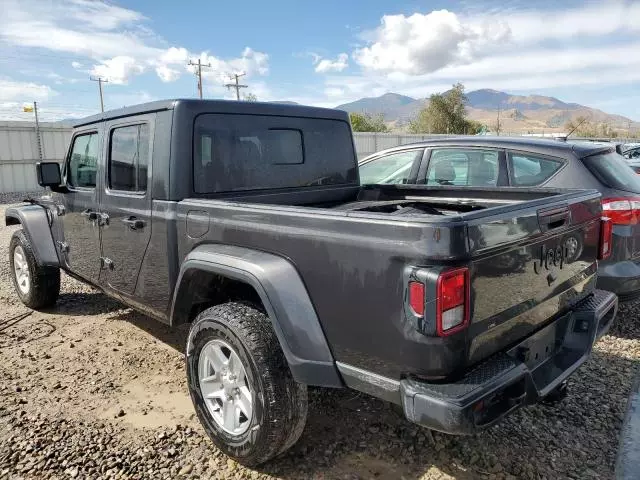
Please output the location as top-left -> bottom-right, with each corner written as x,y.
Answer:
122,216 -> 145,230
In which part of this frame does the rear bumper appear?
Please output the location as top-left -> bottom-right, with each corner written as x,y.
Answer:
597,260 -> 640,301
401,289 -> 618,435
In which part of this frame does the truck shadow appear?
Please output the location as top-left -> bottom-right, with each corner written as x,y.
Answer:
260,347 -> 635,480
107,308 -> 188,353
46,292 -> 123,316
610,301 -> 640,340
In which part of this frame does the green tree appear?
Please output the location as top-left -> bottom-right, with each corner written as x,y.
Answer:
408,83 -> 477,134
349,112 -> 389,132
244,93 -> 258,102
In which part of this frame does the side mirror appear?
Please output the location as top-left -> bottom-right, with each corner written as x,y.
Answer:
36,162 -> 63,189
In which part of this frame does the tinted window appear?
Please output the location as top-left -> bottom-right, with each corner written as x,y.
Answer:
67,132 -> 99,188
508,153 -> 562,186
194,114 -> 356,193
359,150 -> 421,184
582,152 -> 640,193
426,149 -> 499,186
109,124 -> 149,192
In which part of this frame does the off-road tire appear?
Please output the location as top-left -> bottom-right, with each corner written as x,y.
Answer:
9,229 -> 60,309
185,302 -> 308,466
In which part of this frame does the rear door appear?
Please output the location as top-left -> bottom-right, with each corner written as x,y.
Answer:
59,128 -> 103,282
98,116 -> 153,295
420,147 -> 507,186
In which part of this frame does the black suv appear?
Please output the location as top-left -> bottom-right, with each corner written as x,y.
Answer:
359,137 -> 640,300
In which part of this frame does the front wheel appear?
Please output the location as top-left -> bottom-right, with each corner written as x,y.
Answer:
9,229 -> 60,309
185,302 -> 308,466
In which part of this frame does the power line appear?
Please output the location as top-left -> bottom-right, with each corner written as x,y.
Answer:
224,72 -> 248,101
89,76 -> 109,112
188,59 -> 212,99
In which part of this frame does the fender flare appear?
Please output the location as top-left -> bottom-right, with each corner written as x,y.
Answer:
5,205 -> 60,267
172,244 -> 343,388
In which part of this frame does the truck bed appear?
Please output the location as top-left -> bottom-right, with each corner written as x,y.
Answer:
168,185 -> 603,380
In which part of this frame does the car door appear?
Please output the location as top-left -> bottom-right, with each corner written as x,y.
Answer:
421,147 -> 506,186
98,116 -> 153,296
59,128 -> 103,283
358,148 -> 424,185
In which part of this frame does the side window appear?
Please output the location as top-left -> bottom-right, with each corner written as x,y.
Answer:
426,149 -> 499,186
67,132 -> 99,188
109,124 -> 150,192
358,150 -> 422,185
508,153 -> 563,186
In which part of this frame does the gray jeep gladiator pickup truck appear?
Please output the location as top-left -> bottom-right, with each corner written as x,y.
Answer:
6,99 -> 617,466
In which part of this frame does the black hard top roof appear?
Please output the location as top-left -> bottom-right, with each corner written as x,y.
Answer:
363,136 -> 615,160
73,98 -> 349,128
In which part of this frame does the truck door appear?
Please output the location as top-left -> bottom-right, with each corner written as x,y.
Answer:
59,128 -> 103,282
98,117 -> 153,296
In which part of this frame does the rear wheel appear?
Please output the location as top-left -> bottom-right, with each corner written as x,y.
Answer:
9,230 -> 60,309
185,302 -> 308,466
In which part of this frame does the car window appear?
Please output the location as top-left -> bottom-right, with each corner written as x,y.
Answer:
109,124 -> 150,192
426,149 -> 499,186
67,132 -> 99,188
582,151 -> 640,193
358,150 -> 421,185
508,153 -> 563,186
624,148 -> 640,159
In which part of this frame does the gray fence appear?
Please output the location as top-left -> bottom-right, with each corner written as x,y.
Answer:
0,122 -> 634,193
0,121 -> 72,194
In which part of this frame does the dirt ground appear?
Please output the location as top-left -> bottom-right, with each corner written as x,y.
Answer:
0,202 -> 638,480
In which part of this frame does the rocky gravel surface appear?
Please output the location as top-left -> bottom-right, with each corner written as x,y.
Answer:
0,200 -> 638,479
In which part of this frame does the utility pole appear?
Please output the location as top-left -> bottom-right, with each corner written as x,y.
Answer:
496,104 -> 501,136
23,102 -> 44,160
188,59 -> 212,99
225,72 -> 248,100
90,76 -> 109,112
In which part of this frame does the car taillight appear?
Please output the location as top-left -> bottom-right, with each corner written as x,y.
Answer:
601,197 -> 640,225
599,217 -> 613,260
436,268 -> 469,336
408,281 -> 425,316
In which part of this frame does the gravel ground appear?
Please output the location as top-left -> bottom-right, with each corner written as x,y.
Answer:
0,200 -> 639,480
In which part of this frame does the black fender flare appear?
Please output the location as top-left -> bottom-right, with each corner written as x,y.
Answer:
172,244 -> 343,388
4,205 -> 60,267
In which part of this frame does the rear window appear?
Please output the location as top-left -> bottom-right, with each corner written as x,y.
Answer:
193,114 -> 357,193
582,152 -> 640,193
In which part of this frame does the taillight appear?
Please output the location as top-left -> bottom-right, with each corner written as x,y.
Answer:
408,281 -> 425,316
599,217 -> 613,260
436,268 -> 469,336
601,197 -> 640,225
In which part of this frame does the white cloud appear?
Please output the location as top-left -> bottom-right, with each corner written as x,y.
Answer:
90,56 -> 144,85
155,65 -> 181,83
0,0 -> 269,85
315,53 -> 349,73
0,78 -> 54,102
353,10 -> 510,75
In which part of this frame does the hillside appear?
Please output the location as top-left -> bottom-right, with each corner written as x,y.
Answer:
336,89 -> 639,134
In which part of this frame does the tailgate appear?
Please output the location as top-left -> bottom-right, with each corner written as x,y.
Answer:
464,191 -> 602,366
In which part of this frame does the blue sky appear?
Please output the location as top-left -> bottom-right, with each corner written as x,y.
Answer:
1,0 -> 639,121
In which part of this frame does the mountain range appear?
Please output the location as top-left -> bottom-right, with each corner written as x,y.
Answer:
335,89 -> 638,134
